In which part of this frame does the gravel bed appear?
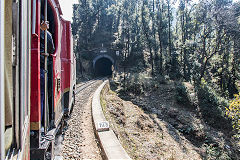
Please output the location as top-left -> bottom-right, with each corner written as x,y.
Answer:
54,79 -> 104,159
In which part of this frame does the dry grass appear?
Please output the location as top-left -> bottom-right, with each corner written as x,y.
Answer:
101,79 -> 240,160
102,90 -> 202,160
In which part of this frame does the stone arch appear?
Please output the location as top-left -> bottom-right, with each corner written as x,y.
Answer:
93,54 -> 114,69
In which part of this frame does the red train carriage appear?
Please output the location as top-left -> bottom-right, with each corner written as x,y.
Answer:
0,0 -> 76,159
30,0 -> 76,159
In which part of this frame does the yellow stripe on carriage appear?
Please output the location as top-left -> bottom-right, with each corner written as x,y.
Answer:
30,121 -> 40,130
63,87 -> 70,93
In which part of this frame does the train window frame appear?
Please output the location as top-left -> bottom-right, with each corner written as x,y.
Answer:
19,0 -> 31,152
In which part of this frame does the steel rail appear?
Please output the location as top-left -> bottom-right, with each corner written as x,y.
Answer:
76,77 -> 106,95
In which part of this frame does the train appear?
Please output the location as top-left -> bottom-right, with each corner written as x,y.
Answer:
0,0 -> 76,159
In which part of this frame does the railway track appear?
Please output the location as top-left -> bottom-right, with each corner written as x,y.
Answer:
54,78 -> 105,159
75,77 -> 106,94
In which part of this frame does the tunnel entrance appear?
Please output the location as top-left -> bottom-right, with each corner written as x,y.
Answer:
94,57 -> 113,77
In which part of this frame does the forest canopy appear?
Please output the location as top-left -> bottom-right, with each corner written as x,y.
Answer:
72,0 -> 240,131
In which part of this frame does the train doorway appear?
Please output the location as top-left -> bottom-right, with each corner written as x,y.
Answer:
94,57 -> 113,77
40,0 -> 56,132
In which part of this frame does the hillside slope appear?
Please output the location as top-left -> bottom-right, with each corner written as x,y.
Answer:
101,81 -> 240,160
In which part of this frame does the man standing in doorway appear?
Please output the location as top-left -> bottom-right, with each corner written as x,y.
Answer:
40,18 -> 55,127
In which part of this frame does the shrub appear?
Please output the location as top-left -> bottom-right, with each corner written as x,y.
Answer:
226,93 -> 240,134
126,81 -> 143,95
124,72 -> 148,95
120,72 -> 167,95
204,144 -> 231,160
175,82 -> 191,105
196,78 -> 231,130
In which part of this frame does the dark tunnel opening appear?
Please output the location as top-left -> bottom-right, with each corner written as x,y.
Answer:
94,58 -> 113,77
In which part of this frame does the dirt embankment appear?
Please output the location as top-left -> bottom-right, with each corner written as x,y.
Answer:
101,82 -> 240,160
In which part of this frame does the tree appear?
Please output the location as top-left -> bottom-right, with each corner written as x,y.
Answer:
72,0 -> 240,99
141,0 -> 155,75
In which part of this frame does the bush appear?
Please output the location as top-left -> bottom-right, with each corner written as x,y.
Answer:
204,144 -> 231,160
121,72 -> 167,95
124,72 -> 148,95
126,81 -> 143,95
175,82 -> 191,105
196,78 -> 231,130
226,93 -> 240,134
153,75 -> 167,85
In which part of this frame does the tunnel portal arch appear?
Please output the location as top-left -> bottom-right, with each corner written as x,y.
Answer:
93,54 -> 114,68
93,54 -> 115,77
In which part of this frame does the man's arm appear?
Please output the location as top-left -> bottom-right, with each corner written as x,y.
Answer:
47,31 -> 55,54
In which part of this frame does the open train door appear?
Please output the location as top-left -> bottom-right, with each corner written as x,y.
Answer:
30,0 -> 56,159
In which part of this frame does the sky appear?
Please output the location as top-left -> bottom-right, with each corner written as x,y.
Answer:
59,0 -> 78,22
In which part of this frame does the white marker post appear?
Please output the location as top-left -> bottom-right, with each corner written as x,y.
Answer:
97,121 -> 110,132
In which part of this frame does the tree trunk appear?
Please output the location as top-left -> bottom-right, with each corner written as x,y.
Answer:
167,0 -> 171,60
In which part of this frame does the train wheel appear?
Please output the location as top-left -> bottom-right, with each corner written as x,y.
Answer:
70,90 -> 75,114
73,89 -> 76,106
57,119 -> 64,135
